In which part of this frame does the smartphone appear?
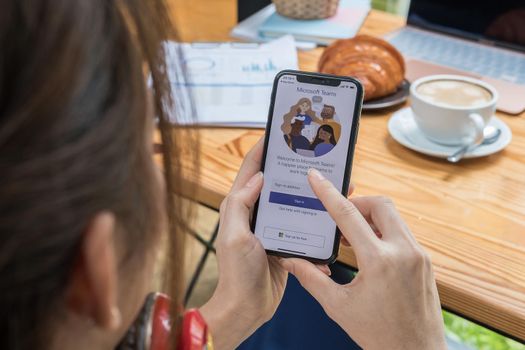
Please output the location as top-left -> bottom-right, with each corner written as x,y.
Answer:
251,70 -> 363,264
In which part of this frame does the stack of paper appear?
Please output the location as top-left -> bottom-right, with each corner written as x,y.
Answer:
166,36 -> 298,128
231,0 -> 370,47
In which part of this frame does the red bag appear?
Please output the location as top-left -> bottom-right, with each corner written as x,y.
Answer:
116,293 -> 212,350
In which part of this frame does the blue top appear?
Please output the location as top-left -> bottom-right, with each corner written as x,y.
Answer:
285,134 -> 311,152
314,143 -> 334,157
295,114 -> 313,125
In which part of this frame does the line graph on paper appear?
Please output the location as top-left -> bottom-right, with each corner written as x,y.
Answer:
163,36 -> 298,126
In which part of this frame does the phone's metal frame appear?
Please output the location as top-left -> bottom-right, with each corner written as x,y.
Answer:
250,69 -> 364,264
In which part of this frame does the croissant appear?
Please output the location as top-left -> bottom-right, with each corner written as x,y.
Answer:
318,35 -> 405,101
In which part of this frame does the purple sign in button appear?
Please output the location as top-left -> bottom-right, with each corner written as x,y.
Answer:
269,191 -> 326,211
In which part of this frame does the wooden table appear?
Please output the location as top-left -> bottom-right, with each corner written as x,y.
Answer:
168,0 -> 525,341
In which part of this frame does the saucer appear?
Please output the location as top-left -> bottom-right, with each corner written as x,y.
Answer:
388,107 -> 512,159
362,79 -> 410,111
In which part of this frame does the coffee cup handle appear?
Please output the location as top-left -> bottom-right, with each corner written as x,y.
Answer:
467,113 -> 485,144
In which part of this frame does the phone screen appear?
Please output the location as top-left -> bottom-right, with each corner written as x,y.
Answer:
253,72 -> 360,261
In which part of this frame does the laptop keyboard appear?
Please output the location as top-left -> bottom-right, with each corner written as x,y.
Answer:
388,27 -> 525,85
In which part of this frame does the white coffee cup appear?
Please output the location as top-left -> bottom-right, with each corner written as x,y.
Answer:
410,75 -> 498,146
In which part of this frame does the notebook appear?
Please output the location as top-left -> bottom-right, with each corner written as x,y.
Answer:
259,0 -> 370,45
230,4 -> 317,50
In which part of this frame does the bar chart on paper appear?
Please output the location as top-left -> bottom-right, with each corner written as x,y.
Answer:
166,36 -> 298,127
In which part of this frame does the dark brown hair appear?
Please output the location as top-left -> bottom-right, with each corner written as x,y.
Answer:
0,0 -> 195,348
310,124 -> 337,150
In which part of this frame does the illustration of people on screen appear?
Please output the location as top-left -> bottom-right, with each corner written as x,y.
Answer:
283,119 -> 310,153
310,124 -> 337,157
320,104 -> 341,141
282,98 -> 341,157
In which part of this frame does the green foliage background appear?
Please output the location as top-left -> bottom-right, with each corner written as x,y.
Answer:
443,311 -> 524,350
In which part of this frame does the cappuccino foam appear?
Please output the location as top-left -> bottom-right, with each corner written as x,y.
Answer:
416,80 -> 492,108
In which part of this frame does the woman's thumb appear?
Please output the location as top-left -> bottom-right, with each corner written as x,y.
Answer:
220,172 -> 263,236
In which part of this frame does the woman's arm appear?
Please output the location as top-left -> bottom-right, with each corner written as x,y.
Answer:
200,296 -> 261,350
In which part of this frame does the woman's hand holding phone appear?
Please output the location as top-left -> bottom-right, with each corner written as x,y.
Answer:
201,139 -> 332,349
280,168 -> 447,350
199,139 -> 289,350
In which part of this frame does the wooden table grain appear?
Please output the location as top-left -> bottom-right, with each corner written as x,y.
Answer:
167,0 -> 525,341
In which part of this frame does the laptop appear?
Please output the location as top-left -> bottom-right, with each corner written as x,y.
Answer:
386,0 -> 525,114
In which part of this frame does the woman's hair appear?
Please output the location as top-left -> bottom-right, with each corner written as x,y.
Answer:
0,0 -> 196,349
280,97 -> 318,134
310,125 -> 336,150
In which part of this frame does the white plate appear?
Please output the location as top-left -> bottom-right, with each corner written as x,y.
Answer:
388,107 -> 512,159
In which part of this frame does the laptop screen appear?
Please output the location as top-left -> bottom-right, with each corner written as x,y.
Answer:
238,0 -> 271,21
407,0 -> 525,52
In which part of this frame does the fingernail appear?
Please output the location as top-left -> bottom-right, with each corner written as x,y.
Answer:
109,306 -> 122,330
308,168 -> 325,181
316,264 -> 331,276
246,171 -> 263,187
